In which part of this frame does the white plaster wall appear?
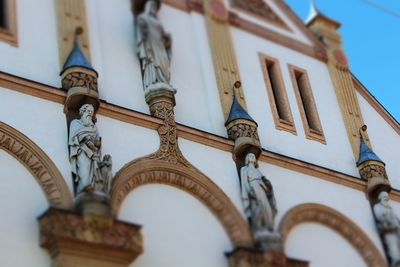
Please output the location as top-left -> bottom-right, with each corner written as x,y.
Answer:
232,27 -> 358,177
119,185 -> 232,267
224,0 -> 312,45
357,92 -> 400,189
86,2 -> 227,135
285,223 -> 366,267
0,0 -> 60,87
0,87 -> 160,195
0,150 -> 51,266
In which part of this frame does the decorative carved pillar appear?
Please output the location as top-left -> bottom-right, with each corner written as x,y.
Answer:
39,32 -> 143,267
307,9 -> 369,159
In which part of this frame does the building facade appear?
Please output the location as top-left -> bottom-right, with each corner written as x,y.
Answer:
0,0 -> 400,266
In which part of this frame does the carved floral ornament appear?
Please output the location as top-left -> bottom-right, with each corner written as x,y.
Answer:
0,122 -> 73,209
279,203 -> 387,267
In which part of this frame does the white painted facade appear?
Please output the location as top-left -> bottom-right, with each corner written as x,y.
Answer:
0,0 -> 398,266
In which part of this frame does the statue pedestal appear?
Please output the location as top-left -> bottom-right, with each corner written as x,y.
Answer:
227,247 -> 309,267
38,208 -> 143,267
254,230 -> 283,252
75,191 -> 111,216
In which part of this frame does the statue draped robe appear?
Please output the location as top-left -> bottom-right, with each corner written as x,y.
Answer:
69,119 -> 101,194
241,165 -> 277,232
136,12 -> 172,93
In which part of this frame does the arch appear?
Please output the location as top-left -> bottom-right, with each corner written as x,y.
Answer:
111,158 -> 253,247
0,122 -> 73,209
279,203 -> 386,267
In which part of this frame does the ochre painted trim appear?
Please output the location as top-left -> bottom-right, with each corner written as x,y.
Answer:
352,74 -> 400,136
162,0 -> 327,62
279,203 -> 387,267
111,158 -> 253,247
0,0 -> 18,47
0,122 -> 73,209
2,72 -> 400,202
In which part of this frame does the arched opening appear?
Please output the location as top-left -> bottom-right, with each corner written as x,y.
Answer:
111,158 -> 252,248
0,122 -> 73,209
120,184 -> 232,267
279,203 -> 386,267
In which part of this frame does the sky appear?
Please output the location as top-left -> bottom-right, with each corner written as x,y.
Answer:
284,0 -> 400,122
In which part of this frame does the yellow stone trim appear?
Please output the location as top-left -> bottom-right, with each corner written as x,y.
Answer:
204,0 -> 247,119
56,0 -> 91,67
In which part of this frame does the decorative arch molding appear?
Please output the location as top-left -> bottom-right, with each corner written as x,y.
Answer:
279,203 -> 387,267
111,158 -> 253,247
0,122 -> 73,209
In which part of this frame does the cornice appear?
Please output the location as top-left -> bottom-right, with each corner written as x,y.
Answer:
1,71 -> 400,201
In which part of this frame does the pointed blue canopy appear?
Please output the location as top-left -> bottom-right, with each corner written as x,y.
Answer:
61,41 -> 96,75
225,92 -> 256,127
356,135 -> 385,167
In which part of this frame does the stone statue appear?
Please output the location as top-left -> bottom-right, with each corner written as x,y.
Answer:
374,191 -> 400,266
241,153 -> 280,250
69,104 -> 112,195
136,0 -> 175,95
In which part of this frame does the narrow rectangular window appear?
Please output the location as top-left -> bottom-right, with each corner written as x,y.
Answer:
259,53 -> 296,134
0,0 -> 17,46
289,64 -> 325,143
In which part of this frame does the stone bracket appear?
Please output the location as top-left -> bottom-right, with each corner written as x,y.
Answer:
38,208 -> 143,267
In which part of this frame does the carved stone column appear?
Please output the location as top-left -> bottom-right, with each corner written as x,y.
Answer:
39,208 -> 143,267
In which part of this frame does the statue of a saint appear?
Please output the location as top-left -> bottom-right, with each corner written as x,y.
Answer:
374,191 -> 400,266
241,153 -> 278,247
136,0 -> 175,95
69,104 -> 112,195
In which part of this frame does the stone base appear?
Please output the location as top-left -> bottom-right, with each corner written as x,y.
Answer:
254,230 -> 283,252
39,208 -> 143,267
227,247 -> 309,267
144,82 -> 176,105
75,191 -> 111,216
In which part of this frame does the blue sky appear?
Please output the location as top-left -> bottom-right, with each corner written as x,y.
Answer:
284,0 -> 400,122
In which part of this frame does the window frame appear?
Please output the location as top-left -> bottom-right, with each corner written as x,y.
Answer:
0,0 -> 18,46
259,53 -> 296,135
288,64 -> 326,144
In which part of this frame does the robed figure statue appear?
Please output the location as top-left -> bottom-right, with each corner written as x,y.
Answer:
241,153 -> 279,249
374,191 -> 400,266
136,0 -> 175,95
69,104 -> 112,195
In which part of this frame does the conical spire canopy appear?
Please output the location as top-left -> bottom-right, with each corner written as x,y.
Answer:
61,41 -> 96,75
357,134 -> 384,167
225,86 -> 256,127
306,0 -> 340,28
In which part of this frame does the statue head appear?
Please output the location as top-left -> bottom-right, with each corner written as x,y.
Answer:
245,153 -> 258,168
378,191 -> 390,206
145,0 -> 160,16
79,104 -> 95,126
